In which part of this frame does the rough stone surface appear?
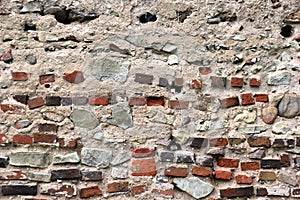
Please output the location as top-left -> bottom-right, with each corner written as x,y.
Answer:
81,148 -> 112,168
106,104 -> 133,129
53,152 -> 80,164
70,109 -> 99,130
278,93 -> 300,118
9,152 -> 50,168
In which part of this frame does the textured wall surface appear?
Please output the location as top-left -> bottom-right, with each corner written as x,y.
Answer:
1,0 -> 300,199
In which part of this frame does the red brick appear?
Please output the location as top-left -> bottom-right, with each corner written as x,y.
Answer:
0,104 -> 25,114
39,74 -> 55,84
131,185 -> 147,196
241,162 -> 260,171
169,100 -> 189,109
255,94 -> 269,102
280,153 -> 291,167
28,97 -> 44,109
215,169 -> 232,180
247,137 -> 271,148
249,77 -> 260,87
220,96 -> 239,108
0,170 -> 27,180
58,138 -> 77,148
63,70 -> 84,83
11,72 -> 28,81
89,97 -> 109,105
164,166 -> 188,177
190,79 -> 202,89
0,133 -> 8,143
147,97 -> 165,106
217,158 -> 239,168
13,95 -> 28,104
210,76 -> 226,88
38,124 -> 58,132
220,187 -> 254,198
107,181 -> 129,193
152,189 -> 175,198
132,148 -> 155,158
1,49 -> 13,63
33,133 -> 57,143
192,165 -> 213,177
132,158 -> 156,176
12,134 -> 32,144
50,169 -> 80,181
235,174 -> 253,184
80,186 -> 102,198
241,93 -> 255,105
199,67 -> 212,75
231,77 -> 243,87
40,183 -> 76,197
209,138 -> 228,147
128,97 -> 146,106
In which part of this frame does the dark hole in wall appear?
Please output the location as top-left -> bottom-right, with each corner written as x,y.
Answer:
23,21 -> 36,31
139,12 -> 157,23
280,25 -> 293,37
176,8 -> 192,23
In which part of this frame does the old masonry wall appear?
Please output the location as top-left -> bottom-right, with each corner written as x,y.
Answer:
1,0 -> 300,199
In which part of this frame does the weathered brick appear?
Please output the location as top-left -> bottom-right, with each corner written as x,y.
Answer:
199,67 -> 212,75
28,97 -> 44,109
58,138 -> 77,148
247,137 -> 271,148
147,96 -> 164,106
61,97 -> 73,106
81,171 -> 103,181
72,96 -> 88,105
249,77 -> 260,87
189,137 -> 208,148
13,94 -> 28,104
231,77 -> 243,87
39,74 -> 55,84
107,181 -> 129,193
12,134 -> 33,144
248,149 -> 266,159
0,134 -> 8,143
210,76 -> 226,88
229,138 -> 246,145
33,133 -> 57,143
80,186 -> 102,198
169,100 -> 189,109
255,93 -> 269,102
209,138 -> 228,147
190,79 -> 202,89
1,49 -> 13,63
171,77 -> 184,93
297,137 -> 300,146
192,165 -> 213,177
241,162 -> 260,170
217,158 -> 239,168
261,158 -> 281,169
220,96 -> 239,108
220,187 -> 254,198
131,185 -> 147,196
40,183 -> 77,197
215,169 -> 232,180
132,148 -> 155,158
257,187 -> 290,197
158,77 -> 169,87
38,124 -> 57,132
132,158 -> 156,176
2,184 -> 37,196
63,70 -> 84,83
11,71 -> 28,81
280,153 -> 291,167
164,166 -> 188,177
159,151 -> 174,162
128,97 -> 146,106
272,138 -> 295,148
89,97 -> 109,105
135,73 -> 153,84
259,171 -> 276,181
241,93 -> 255,105
0,170 -> 27,180
45,96 -> 61,106
175,151 -> 195,163
206,147 -> 225,156
292,188 -> 300,198
0,156 -> 9,167
152,189 -> 175,198
0,104 -> 25,114
256,187 -> 268,196
235,174 -> 252,184
50,169 -> 81,181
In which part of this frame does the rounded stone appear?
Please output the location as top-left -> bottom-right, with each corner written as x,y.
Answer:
25,55 -> 37,65
70,109 -> 99,130
278,93 -> 300,118
272,121 -> 290,134
262,106 -> 278,124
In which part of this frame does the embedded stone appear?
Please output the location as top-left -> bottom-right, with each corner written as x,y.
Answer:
238,126 -> 267,134
111,151 -> 131,166
173,177 -> 214,199
28,172 -> 51,182
175,151 -> 194,163
106,104 -> 133,129
9,152 -> 50,168
262,106 -> 278,124
70,109 -> 99,130
232,35 -> 247,41
63,70 -> 84,83
272,121 -> 290,134
278,93 -> 300,118
111,167 -> 129,179
0,157 -> 9,168
20,1 -> 42,13
14,119 -> 32,129
233,110 -> 257,124
278,170 -> 298,186
53,152 -> 80,164
81,171 -> 103,181
81,148 -> 112,168
25,55 -> 37,65
168,54 -> 178,65
162,43 -> 177,53
267,71 -> 291,85
1,49 -> 13,63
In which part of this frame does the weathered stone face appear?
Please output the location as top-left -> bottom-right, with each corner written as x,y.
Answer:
278,93 -> 300,118
70,109 -> 99,129
105,104 -> 133,129
81,148 -> 112,168
9,152 -> 50,168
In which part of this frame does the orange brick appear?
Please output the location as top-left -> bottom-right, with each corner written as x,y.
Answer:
131,185 -> 147,196
209,138 -> 228,147
89,97 -> 109,105
241,162 -> 260,171
152,189 -> 175,198
215,169 -> 232,180
132,158 -> 156,176
164,166 -> 188,177
107,181 -> 129,193
235,174 -> 253,184
192,165 -> 213,177
12,135 -> 32,144
217,158 -> 239,168
80,186 -> 102,198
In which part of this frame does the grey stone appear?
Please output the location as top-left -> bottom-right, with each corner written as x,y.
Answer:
272,121 -> 290,134
267,71 -> 291,85
172,130 -> 190,144
233,110 -> 257,124
14,119 -> 32,129
106,104 -> 133,129
3,34 -> 13,42
92,59 -> 130,83
150,111 -> 175,125
278,170 -> 298,186
162,43 -> 177,53
168,54 -> 178,65
278,93 -> 300,118
111,167 -> 128,179
175,151 -> 194,163
238,126 -> 267,134
232,35 -> 247,41
173,177 -> 214,199
125,35 -> 150,47
134,73 -> 153,84
111,151 -> 131,166
20,1 -> 42,13
28,172 -> 51,182
53,152 -> 80,164
207,17 -> 221,24
186,55 -> 212,66
9,152 -> 50,168
266,187 -> 290,197
70,109 -> 99,130
280,51 -> 292,62
196,120 -> 211,131
81,148 -> 112,168
45,34 -> 59,42
25,55 -> 37,65
42,112 -> 64,122
159,151 -> 174,162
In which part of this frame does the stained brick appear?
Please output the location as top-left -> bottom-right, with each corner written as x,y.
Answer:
63,70 -> 84,83
129,97 -> 146,106
0,170 -> 27,180
209,138 -> 228,147
132,148 -> 155,158
28,97 -> 44,109
190,137 -> 208,148
259,171 -> 276,181
2,184 -> 37,196
235,174 -> 252,184
220,187 -> 254,198
81,171 -> 103,181
171,77 -> 184,93
256,187 -> 290,197
169,100 -> 189,109
199,67 -> 212,75
12,134 -> 32,144
132,158 -> 156,176
0,157 -> 9,167
261,158 -> 281,169
229,138 -> 246,145
247,137 -> 271,148
0,134 -> 8,143
217,158 -> 239,168
164,166 -> 188,177
249,149 -> 266,159
255,93 -> 269,102
220,96 -> 239,108
256,187 -> 268,196
72,97 -> 88,105
131,185 -> 147,196
89,97 -> 109,105
159,151 -> 174,162
107,181 -> 129,193
241,93 -> 255,105
158,77 -> 169,87
215,169 -> 232,180
190,79 -> 202,89
80,186 -> 102,198
175,151 -> 195,163
280,153 -> 291,167
58,138 -> 77,148
292,188 -> 300,198
147,96 -> 164,106
152,189 -> 175,198
0,104 -> 25,114
135,73 -> 153,84
210,76 -> 226,88
40,183 -> 76,197
206,147 -> 225,156
50,169 -> 81,181
241,162 -> 260,170
297,137 -> 300,146
249,77 -> 260,87
192,165 -> 213,177
11,71 -> 28,81
33,133 -> 57,143
231,77 -> 243,87
39,74 -> 55,84
272,138 -> 295,148
45,96 -> 61,106
195,156 -> 214,167
61,97 -> 73,106
38,124 -> 57,132
13,94 -> 28,104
